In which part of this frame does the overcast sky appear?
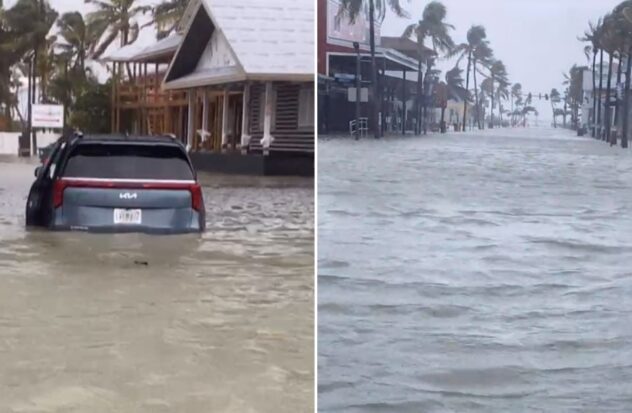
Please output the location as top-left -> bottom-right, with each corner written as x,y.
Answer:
382,0 -> 622,120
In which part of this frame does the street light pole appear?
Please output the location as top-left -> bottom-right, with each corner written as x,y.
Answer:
354,41 -> 361,140
368,0 -> 380,139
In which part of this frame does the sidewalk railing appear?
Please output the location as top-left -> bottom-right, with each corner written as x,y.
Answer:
349,118 -> 368,139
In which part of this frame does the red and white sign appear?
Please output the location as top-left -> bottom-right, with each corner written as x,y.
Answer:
32,104 -> 64,129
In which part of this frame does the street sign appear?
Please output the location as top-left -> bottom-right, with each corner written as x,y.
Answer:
32,104 -> 64,129
348,87 -> 369,102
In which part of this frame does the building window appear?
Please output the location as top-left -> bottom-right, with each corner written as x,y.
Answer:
299,85 -> 315,128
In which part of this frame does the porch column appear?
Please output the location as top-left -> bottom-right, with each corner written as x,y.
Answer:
200,89 -> 209,148
261,82 -> 275,155
221,88 -> 229,150
402,69 -> 406,135
187,89 -> 194,150
241,82 -> 251,154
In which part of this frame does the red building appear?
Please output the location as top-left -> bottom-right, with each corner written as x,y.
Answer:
317,0 -> 432,135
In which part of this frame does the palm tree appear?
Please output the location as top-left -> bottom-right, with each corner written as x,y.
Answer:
144,0 -> 187,39
57,12 -> 93,75
486,59 -> 507,128
580,18 -> 603,138
510,83 -> 522,126
598,14 -> 622,142
495,80 -> 509,126
450,25 -> 487,131
402,1 -> 454,135
471,40 -> 493,129
339,0 -> 408,138
444,65 -> 466,129
1,0 -> 57,143
85,0 -> 147,59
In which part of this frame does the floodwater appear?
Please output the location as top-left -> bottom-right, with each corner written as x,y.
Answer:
318,127 -> 632,412
0,157 -> 314,413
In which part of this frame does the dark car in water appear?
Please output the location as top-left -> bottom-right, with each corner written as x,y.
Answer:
26,134 -> 205,234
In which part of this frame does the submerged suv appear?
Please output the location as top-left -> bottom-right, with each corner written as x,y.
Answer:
26,134 -> 205,234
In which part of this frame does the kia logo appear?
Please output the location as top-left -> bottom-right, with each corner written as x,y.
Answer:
119,192 -> 138,200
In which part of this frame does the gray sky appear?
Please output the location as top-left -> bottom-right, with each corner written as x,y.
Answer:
382,0 -> 622,121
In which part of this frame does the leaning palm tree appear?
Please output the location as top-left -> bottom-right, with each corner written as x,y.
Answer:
510,83 -> 522,125
85,0 -> 147,59
402,1 -> 454,135
598,14 -> 622,142
580,18 -> 603,138
339,0 -> 408,138
443,65 -> 466,129
57,11 -> 93,75
495,80 -> 509,126
450,25 -> 487,131
471,40 -> 493,129
144,0 -> 187,40
486,59 -> 507,128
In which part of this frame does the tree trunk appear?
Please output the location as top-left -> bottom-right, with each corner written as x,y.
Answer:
440,106 -> 446,133
623,46 -> 632,148
605,52 -> 614,144
473,60 -> 481,129
368,0 -> 380,138
614,51 -> 623,140
462,51 -> 472,132
552,100 -> 556,128
416,59 -> 423,135
597,48 -> 604,139
490,74 -> 495,128
422,59 -> 432,135
592,50 -> 597,138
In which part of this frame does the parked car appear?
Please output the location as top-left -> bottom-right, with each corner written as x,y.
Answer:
26,133 -> 205,234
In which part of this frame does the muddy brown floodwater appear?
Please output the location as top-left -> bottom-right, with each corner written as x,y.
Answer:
0,156 -> 314,413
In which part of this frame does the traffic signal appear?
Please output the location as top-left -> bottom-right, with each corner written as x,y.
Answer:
528,92 -> 532,101
539,93 -> 542,99
545,94 -> 549,100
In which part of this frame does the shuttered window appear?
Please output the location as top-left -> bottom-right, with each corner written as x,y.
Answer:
298,85 -> 314,128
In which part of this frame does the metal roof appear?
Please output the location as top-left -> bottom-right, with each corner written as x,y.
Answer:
202,0 -> 314,77
103,34 -> 183,63
163,0 -> 313,89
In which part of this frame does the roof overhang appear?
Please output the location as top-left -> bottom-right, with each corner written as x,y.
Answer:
328,48 -> 419,72
102,34 -> 182,64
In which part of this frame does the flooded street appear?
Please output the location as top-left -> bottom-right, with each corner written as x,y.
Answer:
0,158 -> 314,412
319,127 -> 632,412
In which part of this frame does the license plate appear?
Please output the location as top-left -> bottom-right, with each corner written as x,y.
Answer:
113,209 -> 142,225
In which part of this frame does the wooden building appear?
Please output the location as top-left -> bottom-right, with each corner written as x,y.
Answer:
105,0 -> 314,174
163,0 -> 314,156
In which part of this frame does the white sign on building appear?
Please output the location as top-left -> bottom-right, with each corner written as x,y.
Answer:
348,87 -> 369,102
32,104 -> 64,129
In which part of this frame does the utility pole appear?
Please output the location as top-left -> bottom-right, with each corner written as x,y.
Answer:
368,0 -> 380,139
354,41 -> 361,140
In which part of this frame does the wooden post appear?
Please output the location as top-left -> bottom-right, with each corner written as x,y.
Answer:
201,89 -> 209,150
261,82 -> 274,155
241,82 -> 251,154
111,63 -> 116,133
221,88 -> 230,151
402,69 -> 406,135
187,89 -> 194,149
116,63 -> 122,133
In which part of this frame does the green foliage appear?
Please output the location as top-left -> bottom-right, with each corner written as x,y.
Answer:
70,79 -> 111,133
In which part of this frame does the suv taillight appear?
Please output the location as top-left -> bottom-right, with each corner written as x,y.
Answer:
52,180 -> 66,208
190,184 -> 203,211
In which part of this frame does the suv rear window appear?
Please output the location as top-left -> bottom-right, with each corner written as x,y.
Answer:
61,143 -> 194,180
